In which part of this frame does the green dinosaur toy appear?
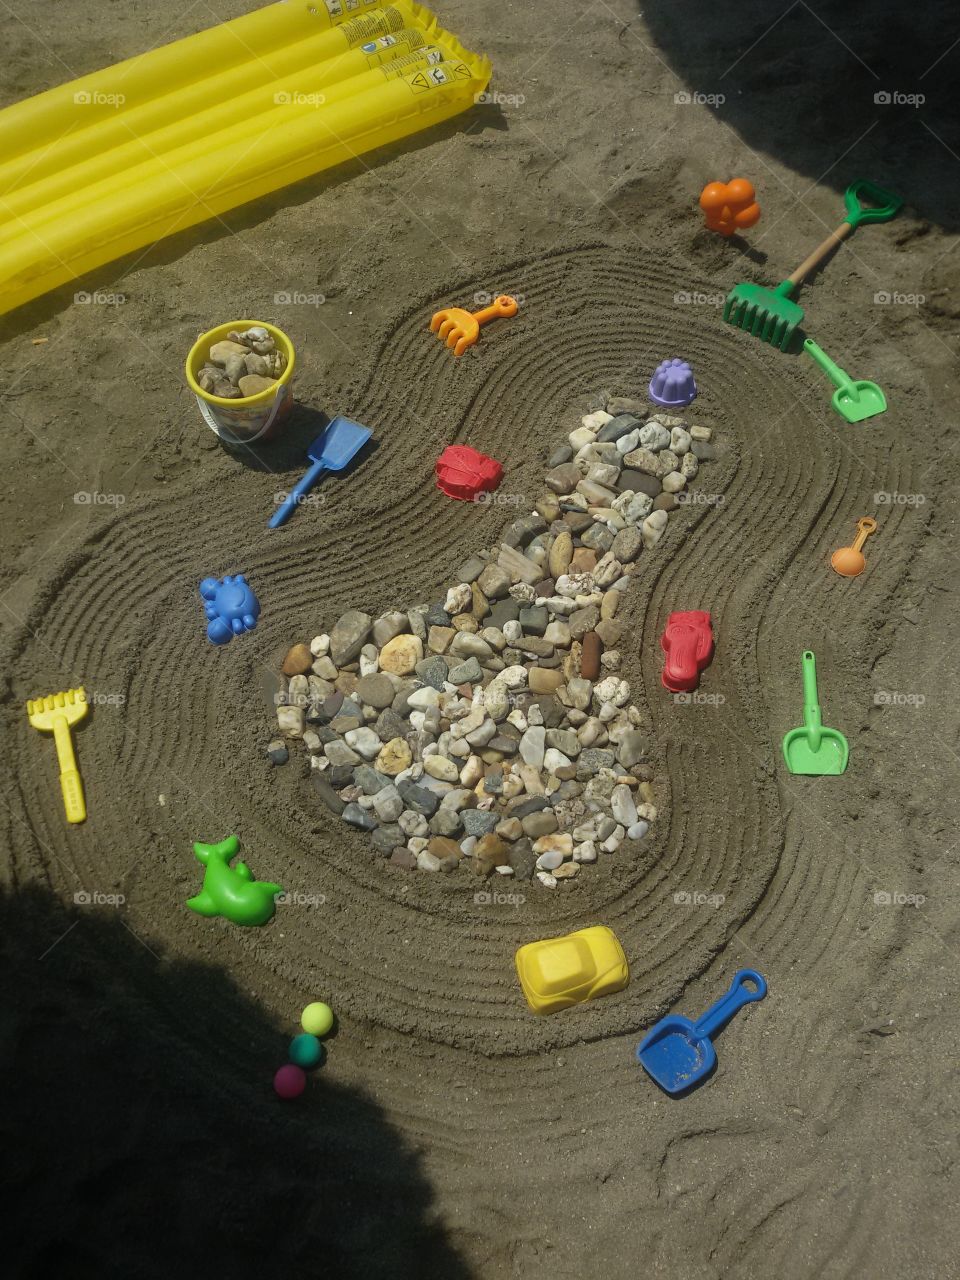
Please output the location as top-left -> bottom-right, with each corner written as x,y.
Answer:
186,835 -> 283,927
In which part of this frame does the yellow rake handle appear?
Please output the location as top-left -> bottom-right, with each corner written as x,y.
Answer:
53,715 -> 86,823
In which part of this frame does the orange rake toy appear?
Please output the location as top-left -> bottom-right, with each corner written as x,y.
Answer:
429,295 -> 518,356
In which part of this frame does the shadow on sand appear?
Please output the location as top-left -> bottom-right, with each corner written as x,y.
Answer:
1,885 -> 470,1280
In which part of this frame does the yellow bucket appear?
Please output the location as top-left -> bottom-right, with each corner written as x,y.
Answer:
185,320 -> 296,445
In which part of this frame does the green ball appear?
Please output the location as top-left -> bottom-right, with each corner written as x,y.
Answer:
289,1033 -> 324,1069
301,1001 -> 334,1037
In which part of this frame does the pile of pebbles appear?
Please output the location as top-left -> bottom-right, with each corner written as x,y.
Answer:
196,325 -> 288,400
269,395 -> 716,887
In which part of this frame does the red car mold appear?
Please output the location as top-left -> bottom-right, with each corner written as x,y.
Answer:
660,610 -> 714,693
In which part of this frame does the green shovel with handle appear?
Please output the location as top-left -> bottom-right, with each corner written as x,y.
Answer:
782,651 -> 849,775
803,338 -> 887,422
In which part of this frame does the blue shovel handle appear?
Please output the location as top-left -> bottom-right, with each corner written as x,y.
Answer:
693,969 -> 767,1041
269,460 -> 327,528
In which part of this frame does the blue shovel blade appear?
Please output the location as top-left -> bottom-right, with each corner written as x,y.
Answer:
636,970 -> 767,1095
306,415 -> 372,469
269,415 -> 372,527
636,1016 -> 716,1093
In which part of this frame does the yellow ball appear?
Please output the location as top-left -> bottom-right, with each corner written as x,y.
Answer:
301,1001 -> 334,1037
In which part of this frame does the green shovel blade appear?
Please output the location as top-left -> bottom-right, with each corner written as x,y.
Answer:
782,651 -> 849,775
803,338 -> 886,423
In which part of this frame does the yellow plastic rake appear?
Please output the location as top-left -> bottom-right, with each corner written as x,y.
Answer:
26,687 -> 89,823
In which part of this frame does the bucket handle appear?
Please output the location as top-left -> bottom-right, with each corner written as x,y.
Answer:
196,382 -> 287,446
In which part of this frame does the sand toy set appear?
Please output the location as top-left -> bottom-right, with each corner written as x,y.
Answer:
13,0 -> 916,1102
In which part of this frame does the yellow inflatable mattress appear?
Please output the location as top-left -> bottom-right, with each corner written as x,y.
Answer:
0,0 -> 490,316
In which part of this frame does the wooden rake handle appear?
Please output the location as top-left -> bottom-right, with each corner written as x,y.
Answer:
787,219 -> 855,287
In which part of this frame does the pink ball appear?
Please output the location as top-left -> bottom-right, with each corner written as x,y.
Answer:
273,1064 -> 306,1099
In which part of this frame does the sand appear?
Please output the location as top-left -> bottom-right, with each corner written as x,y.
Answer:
3,1 -> 960,1276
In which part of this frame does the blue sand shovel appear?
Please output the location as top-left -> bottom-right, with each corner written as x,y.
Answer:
268,415 -> 372,528
636,969 -> 767,1095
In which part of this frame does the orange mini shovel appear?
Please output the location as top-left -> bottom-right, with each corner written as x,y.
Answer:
831,517 -> 877,578
429,295 -> 518,356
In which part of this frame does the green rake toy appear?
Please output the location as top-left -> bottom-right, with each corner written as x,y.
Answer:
723,180 -> 902,350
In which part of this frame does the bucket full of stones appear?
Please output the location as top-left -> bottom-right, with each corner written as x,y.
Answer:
185,320 -> 296,445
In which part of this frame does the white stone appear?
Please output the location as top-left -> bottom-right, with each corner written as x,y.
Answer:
460,755 -> 484,787
277,704 -> 305,737
516,763 -> 546,795
627,820 -> 650,840
582,410 -> 612,431
373,786 -> 404,822
416,851 -> 441,871
595,676 -> 630,705
642,509 -> 669,550
399,810 -> 429,836
574,840 -> 598,863
480,627 -> 507,651
444,583 -> 473,614
502,619 -> 523,644
423,755 -> 460,782
569,426 -> 595,450
555,572 -> 595,599
639,421 -> 670,451
408,686 -> 440,710
565,679 -> 593,711
611,784 -> 638,827
344,727 -> 382,759
483,682 -> 510,722
600,824 -> 626,853
543,748 -> 572,772
593,553 -> 623,589
498,665 -> 529,690
520,726 -> 546,768
449,633 -> 494,660
625,493 -> 654,524
670,427 -> 692,454
535,870 -> 558,888
465,718 -> 497,748
309,634 -> 330,657
536,849 -> 564,871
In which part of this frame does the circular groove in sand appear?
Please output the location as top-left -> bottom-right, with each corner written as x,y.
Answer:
4,246 -> 921,1054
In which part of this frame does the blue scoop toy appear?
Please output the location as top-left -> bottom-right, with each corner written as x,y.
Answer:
269,415 -> 372,528
636,969 -> 767,1094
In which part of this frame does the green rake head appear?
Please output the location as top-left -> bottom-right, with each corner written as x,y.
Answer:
722,279 -> 804,351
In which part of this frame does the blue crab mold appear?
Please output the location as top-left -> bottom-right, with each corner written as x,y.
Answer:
200,574 -> 260,645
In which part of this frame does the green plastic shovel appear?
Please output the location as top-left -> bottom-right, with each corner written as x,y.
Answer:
803,338 -> 887,423
782,651 -> 849,775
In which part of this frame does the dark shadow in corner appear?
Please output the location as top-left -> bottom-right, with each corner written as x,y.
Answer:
637,0 -> 959,231
0,885 -> 471,1280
